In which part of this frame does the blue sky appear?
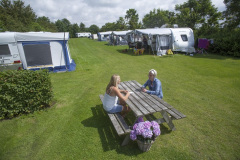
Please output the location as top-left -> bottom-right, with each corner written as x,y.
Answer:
22,0 -> 226,27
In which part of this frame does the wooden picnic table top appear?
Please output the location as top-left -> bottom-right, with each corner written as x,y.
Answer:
118,80 -> 174,117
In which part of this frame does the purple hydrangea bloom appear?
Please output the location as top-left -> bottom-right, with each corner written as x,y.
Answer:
133,123 -> 138,130
153,128 -> 161,136
151,121 -> 160,130
143,121 -> 152,129
130,119 -> 161,141
135,122 -> 145,135
142,129 -> 153,138
130,130 -> 137,140
137,117 -> 144,123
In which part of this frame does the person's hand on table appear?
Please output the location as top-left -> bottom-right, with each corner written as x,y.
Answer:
142,88 -> 147,92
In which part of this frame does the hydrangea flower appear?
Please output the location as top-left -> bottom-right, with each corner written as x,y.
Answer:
153,128 -> 161,136
137,117 -> 144,123
130,119 -> 161,141
151,121 -> 160,130
143,121 -> 152,129
142,129 -> 153,138
130,130 -> 137,140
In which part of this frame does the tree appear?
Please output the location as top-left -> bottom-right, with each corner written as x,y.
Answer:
72,23 -> 80,38
142,9 -> 176,28
37,16 -> 58,32
36,16 -> 57,32
55,18 -> 71,32
0,0 -> 37,31
30,22 -> 42,31
100,22 -> 116,32
88,24 -> 99,34
223,0 -> 240,28
79,22 -> 86,32
115,17 -> 127,31
0,20 -> 6,32
125,9 -> 140,30
175,0 -> 221,30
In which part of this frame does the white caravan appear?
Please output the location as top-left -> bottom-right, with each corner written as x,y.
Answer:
97,31 -> 112,41
0,32 -> 22,71
76,32 -> 91,38
170,28 -> 195,53
126,28 -> 195,56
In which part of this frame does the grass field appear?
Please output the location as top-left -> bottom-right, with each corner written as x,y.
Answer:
0,38 -> 240,160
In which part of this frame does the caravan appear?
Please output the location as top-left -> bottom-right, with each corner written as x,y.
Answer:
170,28 -> 195,53
0,32 -> 22,71
0,32 -> 76,72
126,28 -> 172,56
97,31 -> 112,41
126,28 -> 195,56
109,30 -> 131,45
76,32 -> 91,38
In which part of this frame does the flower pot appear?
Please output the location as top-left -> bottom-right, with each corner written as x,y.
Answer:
137,139 -> 154,152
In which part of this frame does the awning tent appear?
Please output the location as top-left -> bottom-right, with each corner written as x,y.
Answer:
0,32 -> 76,72
97,31 -> 112,41
126,28 -> 195,55
110,30 -> 131,45
126,28 -> 172,56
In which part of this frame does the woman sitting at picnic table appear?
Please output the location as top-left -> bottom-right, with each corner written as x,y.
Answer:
103,74 -> 131,117
141,69 -> 163,99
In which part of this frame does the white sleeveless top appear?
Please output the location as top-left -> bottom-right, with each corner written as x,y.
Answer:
103,93 -> 118,112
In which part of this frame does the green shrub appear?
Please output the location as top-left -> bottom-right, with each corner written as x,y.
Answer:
206,29 -> 240,57
0,69 -> 53,119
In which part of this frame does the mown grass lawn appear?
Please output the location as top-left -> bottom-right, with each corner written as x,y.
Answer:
0,38 -> 240,160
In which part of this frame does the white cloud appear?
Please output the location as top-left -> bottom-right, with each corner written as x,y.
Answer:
22,0 -> 226,28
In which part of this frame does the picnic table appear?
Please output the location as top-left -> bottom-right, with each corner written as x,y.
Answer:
99,80 -> 186,146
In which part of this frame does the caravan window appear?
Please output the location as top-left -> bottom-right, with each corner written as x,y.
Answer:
23,43 -> 52,67
0,44 -> 11,56
181,35 -> 188,41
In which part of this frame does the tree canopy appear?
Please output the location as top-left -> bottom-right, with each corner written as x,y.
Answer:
0,0 -> 36,31
175,0 -> 222,30
142,9 -> 176,28
0,0 -> 238,40
125,9 -> 141,30
223,0 -> 240,28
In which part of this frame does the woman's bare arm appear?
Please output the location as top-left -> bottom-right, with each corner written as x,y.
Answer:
113,87 -> 130,101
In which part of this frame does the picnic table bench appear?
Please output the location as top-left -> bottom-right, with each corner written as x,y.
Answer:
99,80 -> 186,146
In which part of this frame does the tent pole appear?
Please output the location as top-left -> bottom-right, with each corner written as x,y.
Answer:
63,32 -> 68,71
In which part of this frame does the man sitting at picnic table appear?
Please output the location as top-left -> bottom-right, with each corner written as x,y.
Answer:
141,69 -> 163,99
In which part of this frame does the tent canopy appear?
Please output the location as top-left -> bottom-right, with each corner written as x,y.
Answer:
112,30 -> 132,36
0,32 -> 69,43
0,32 -> 16,43
98,31 -> 112,35
127,28 -> 171,36
15,32 -> 69,41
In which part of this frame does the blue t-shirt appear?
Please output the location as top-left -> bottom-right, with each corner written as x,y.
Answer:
142,78 -> 163,99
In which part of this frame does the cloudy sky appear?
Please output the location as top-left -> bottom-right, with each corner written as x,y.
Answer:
22,0 -> 226,28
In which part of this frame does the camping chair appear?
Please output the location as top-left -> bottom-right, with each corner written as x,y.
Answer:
167,49 -> 173,55
134,48 -> 145,55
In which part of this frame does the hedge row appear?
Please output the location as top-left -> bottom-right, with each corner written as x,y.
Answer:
0,69 -> 53,119
206,29 -> 240,57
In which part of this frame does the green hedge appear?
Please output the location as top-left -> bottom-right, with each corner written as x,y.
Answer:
0,69 -> 53,119
202,29 -> 240,57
